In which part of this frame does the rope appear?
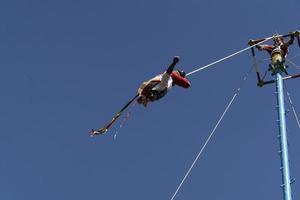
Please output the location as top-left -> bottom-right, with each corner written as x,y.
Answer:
186,36 -> 273,77
285,58 -> 300,128
170,66 -> 253,200
286,57 -> 300,70
284,83 -> 300,129
288,53 -> 300,62
252,55 -> 261,75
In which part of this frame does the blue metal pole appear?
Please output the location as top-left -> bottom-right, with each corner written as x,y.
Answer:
275,72 -> 293,200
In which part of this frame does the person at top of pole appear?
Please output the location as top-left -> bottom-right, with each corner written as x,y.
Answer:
137,56 -> 190,107
249,33 -> 294,75
255,34 -> 294,58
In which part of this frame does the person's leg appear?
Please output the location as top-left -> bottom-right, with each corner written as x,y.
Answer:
152,72 -> 171,92
166,56 -> 180,74
152,56 -> 180,91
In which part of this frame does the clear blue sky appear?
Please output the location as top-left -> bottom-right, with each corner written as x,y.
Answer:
1,0 -> 300,199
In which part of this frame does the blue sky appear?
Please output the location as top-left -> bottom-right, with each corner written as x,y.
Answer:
1,0 -> 300,199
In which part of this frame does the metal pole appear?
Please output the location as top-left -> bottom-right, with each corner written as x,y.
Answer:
275,71 -> 293,200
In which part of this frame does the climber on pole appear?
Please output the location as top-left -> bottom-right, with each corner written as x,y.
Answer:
249,33 -> 295,75
248,30 -> 300,87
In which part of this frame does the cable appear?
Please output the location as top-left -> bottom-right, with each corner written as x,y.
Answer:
286,57 -> 300,70
186,36 -> 273,77
252,55 -> 261,75
170,66 -> 253,200
284,83 -> 300,129
288,53 -> 300,62
261,68 -> 269,81
284,58 -> 300,128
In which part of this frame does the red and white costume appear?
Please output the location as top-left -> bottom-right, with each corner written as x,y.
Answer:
137,71 -> 190,106
256,36 -> 294,58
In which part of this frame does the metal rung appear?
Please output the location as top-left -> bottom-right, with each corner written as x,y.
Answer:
280,167 -> 284,170
291,178 -> 296,184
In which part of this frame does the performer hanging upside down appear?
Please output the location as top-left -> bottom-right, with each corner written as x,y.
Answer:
137,56 -> 191,107
89,56 -> 191,136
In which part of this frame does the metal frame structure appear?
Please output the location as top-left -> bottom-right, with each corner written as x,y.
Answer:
248,31 -> 300,200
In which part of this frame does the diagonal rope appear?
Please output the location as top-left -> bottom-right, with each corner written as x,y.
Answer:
286,57 -> 300,70
252,55 -> 261,74
288,53 -> 300,62
170,66 -> 253,200
284,83 -> 300,129
186,36 -> 273,77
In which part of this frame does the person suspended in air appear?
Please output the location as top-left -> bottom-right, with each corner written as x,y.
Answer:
137,56 -> 191,107
90,56 -> 191,136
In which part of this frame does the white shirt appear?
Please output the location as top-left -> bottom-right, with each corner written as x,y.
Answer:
152,72 -> 173,92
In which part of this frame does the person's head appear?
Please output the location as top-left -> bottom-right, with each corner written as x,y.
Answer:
137,96 -> 144,104
137,96 -> 149,107
273,34 -> 283,46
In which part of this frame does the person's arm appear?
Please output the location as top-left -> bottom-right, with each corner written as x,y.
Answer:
248,38 -> 265,46
256,44 -> 270,50
248,39 -> 272,52
284,34 -> 294,46
255,44 -> 274,55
